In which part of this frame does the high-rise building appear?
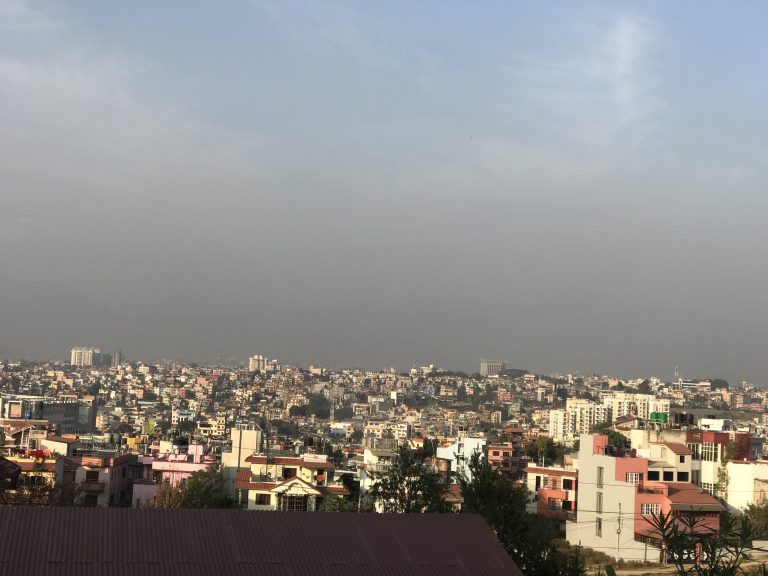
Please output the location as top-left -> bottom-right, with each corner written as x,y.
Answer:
480,359 -> 506,377
248,355 -> 267,372
70,347 -> 102,367
111,349 -> 122,368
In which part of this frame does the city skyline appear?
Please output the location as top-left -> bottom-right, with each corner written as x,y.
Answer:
2,1 -> 768,384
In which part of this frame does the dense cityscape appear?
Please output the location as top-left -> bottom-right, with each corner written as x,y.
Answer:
3,1 -> 767,574
3,347 -> 768,572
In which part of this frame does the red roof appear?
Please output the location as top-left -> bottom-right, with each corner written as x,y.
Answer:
666,483 -> 724,512
0,508 -> 523,576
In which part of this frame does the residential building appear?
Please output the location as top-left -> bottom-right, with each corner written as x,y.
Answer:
565,433 -> 722,562
55,453 -> 138,507
435,436 -> 486,483
70,347 -> 102,367
526,463 -> 578,529
234,452 -> 349,511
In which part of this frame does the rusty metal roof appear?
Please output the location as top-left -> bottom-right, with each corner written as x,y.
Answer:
0,508 -> 522,576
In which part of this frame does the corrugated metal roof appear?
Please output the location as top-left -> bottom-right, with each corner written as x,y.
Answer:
0,509 -> 522,576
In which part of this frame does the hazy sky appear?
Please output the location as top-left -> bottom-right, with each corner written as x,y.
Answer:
1,1 -> 767,382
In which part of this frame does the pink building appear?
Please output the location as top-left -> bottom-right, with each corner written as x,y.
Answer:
132,443 -> 216,507
562,434 -> 723,563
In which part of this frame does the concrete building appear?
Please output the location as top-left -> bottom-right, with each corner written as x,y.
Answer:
56,453 -> 138,507
603,392 -> 669,422
565,433 -> 722,562
480,359 -> 506,377
70,347 -> 102,367
234,452 -> 348,511
221,424 -> 263,494
435,436 -> 486,483
248,355 -> 267,372
548,399 -> 610,444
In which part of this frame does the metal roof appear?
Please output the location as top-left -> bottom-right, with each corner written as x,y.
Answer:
0,508 -> 522,576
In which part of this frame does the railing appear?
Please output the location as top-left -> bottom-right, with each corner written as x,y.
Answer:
80,481 -> 106,493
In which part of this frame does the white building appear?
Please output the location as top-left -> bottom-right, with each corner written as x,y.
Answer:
248,355 -> 267,372
602,392 -> 669,421
480,359 -> 506,377
548,399 -> 610,444
364,421 -> 410,442
70,347 -> 101,367
435,436 -> 486,483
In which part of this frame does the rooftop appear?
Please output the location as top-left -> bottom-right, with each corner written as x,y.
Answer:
0,508 -> 521,576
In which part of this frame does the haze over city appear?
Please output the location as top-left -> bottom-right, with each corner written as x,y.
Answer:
1,1 -> 767,383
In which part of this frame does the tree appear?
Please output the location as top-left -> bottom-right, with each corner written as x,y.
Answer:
459,451 -> 584,576
525,436 -> 566,465
144,468 -> 236,509
744,501 -> 768,538
368,445 -> 448,514
647,510 -> 766,576
317,496 -> 356,512
591,422 -> 630,450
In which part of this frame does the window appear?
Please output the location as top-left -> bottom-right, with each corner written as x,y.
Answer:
255,493 -> 271,506
493,451 -> 500,456
702,443 -> 719,462
284,495 -> 305,511
85,470 -> 100,482
596,492 -> 603,514
283,468 -> 297,479
626,473 -> 641,484
240,490 -> 249,505
679,455 -> 686,463
547,497 -> 563,510
677,472 -> 689,482
648,470 -> 660,481
663,471 -> 674,481
597,467 -> 604,488
640,503 -> 661,516
563,478 -> 574,491
688,443 -> 701,460
596,518 -> 602,537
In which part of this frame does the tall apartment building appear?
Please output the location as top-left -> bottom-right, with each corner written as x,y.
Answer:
480,359 -> 506,377
548,399 -> 610,444
603,392 -> 669,421
70,347 -> 102,367
248,355 -> 267,372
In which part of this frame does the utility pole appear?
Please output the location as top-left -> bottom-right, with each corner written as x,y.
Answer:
616,502 -> 623,558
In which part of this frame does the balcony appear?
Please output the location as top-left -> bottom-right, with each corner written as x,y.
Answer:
80,481 -> 105,493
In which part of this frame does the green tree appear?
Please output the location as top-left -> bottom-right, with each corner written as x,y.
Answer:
459,451 -> 584,576
317,496 -> 356,512
526,436 -> 566,464
590,422 -> 630,450
648,510 -> 766,576
144,468 -> 235,509
368,445 -> 449,513
744,501 -> 768,538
